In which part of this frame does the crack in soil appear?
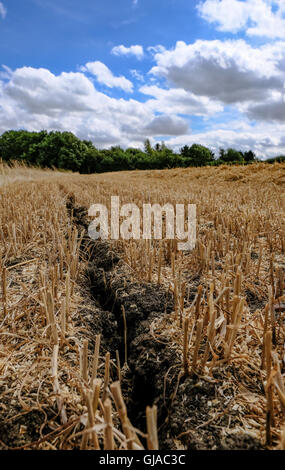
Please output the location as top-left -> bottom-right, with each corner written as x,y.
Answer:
67,196 -> 263,450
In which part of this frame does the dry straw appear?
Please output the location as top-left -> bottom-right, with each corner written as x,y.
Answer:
1,161 -> 285,450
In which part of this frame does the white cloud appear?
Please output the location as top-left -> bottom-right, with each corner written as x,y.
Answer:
130,69 -> 144,82
1,48 -> 285,157
197,0 -> 285,39
111,44 -> 144,59
140,85 -> 223,116
5,67 -> 97,113
149,39 -> 285,126
167,121 -> 285,158
0,2 -> 7,19
0,66 -> 149,146
0,65 -> 194,148
150,39 -> 285,104
81,61 -> 133,92
147,45 -> 166,56
198,0 -> 248,33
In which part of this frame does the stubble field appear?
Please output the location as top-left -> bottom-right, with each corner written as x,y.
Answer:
0,161 -> 284,450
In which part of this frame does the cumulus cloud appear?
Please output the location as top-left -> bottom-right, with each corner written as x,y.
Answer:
80,61 -> 133,93
140,85 -> 223,116
5,67 -> 99,114
149,39 -> 285,126
1,65 -> 189,148
1,42 -> 285,157
0,2 -> 7,19
150,39 -> 285,104
167,121 -> 285,158
197,0 -> 285,39
111,44 -> 144,59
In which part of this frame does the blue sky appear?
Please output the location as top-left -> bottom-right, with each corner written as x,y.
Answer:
1,0 -> 285,157
0,1 -> 207,70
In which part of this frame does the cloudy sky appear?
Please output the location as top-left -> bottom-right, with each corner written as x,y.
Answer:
1,0 -> 285,157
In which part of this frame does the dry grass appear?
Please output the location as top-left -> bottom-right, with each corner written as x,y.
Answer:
0,172 -> 145,450
0,161 -> 65,188
0,162 -> 284,449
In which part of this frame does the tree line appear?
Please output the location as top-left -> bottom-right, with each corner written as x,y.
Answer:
0,130 -> 284,173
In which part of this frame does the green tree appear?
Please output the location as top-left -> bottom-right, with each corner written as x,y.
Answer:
181,143 -> 214,167
144,138 -> 153,156
219,148 -> 226,161
223,148 -> 243,163
0,130 -> 48,164
242,150 -> 256,163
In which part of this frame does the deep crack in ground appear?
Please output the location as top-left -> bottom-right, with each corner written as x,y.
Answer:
66,195 -> 263,450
